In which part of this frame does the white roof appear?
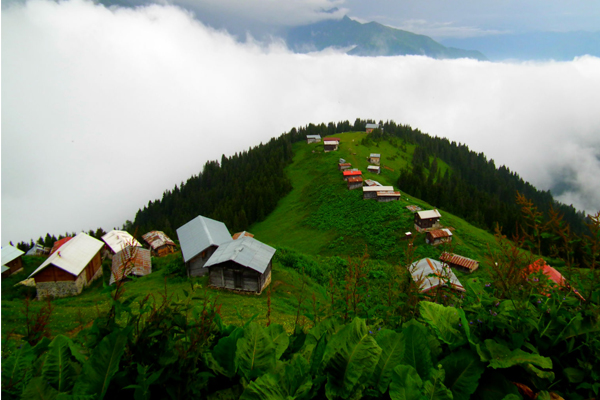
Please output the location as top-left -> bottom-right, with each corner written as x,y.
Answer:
204,236 -> 276,274
408,258 -> 465,293
306,135 -> 321,139
366,123 -> 379,129
417,209 -> 442,219
177,215 -> 232,262
370,153 -> 381,158
2,265 -> 9,274
363,186 -> 394,192
2,245 -> 25,266
29,233 -> 104,278
102,230 -> 142,253
367,165 -> 380,170
324,140 -> 338,145
364,179 -> 382,186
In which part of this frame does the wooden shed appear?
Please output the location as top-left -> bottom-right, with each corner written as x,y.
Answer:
338,162 -> 352,171
367,165 -> 381,174
324,138 -> 340,152
142,231 -> 177,257
342,170 -> 362,181
177,215 -> 232,277
28,233 -> 104,299
369,153 -> 381,165
205,236 -> 275,294
365,123 -> 380,133
109,246 -> 152,285
306,135 -> 321,144
426,229 -> 453,246
363,185 -> 394,200
377,191 -> 401,202
2,245 -> 25,277
440,252 -> 479,273
408,258 -> 465,293
347,176 -> 363,190
414,209 -> 442,232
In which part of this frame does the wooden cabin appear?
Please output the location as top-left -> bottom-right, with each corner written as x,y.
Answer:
28,233 -> 104,299
142,231 -> 177,257
408,258 -> 465,293
364,179 -> 382,187
101,230 -> 142,259
338,162 -> 352,171
1,245 -> 25,277
369,153 -> 381,165
205,237 -> 275,294
306,135 -> 321,144
347,176 -> 363,190
414,209 -> 442,232
377,191 -> 401,202
26,244 -> 50,256
109,246 -> 152,285
342,170 -> 362,181
324,138 -> 340,152
426,229 -> 453,246
363,185 -> 394,200
365,123 -> 380,133
177,215 -> 232,277
367,165 -> 381,174
440,252 -> 479,273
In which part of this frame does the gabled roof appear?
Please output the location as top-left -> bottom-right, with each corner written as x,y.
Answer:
428,229 -> 453,239
102,230 -> 142,254
367,165 -> 380,170
364,179 -> 382,186
370,153 -> 381,158
324,141 -> 339,146
306,135 -> 321,139
142,231 -> 176,250
26,244 -> 49,256
233,231 -> 254,240
176,215 -> 232,263
29,233 -> 104,278
109,247 -> 152,285
440,252 -> 479,271
408,258 -> 465,293
363,186 -> 394,192
2,245 -> 25,266
326,137 -> 340,142
204,236 -> 276,274
417,209 -> 442,220
366,123 -> 379,129
343,170 -> 362,176
50,237 -> 73,255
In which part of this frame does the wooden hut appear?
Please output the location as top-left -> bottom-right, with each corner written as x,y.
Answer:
101,230 -> 142,258
1,245 -> 25,277
363,186 -> 394,200
338,162 -> 352,171
414,209 -> 442,232
342,170 -> 362,181
324,138 -> 340,152
408,258 -> 465,293
365,123 -> 380,133
306,134 -> 321,144
177,215 -> 232,277
347,176 -> 363,190
28,233 -> 104,299
369,153 -> 381,165
377,191 -> 401,202
426,229 -> 453,246
142,231 -> 177,257
440,252 -> 479,273
109,246 -> 152,285
26,244 -> 50,256
205,236 -> 275,294
367,165 -> 380,174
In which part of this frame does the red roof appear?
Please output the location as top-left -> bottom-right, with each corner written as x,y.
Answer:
525,259 -> 585,300
327,137 -> 341,142
50,237 -> 73,255
338,163 -> 351,167
440,252 -> 479,271
343,170 -> 362,176
347,177 -> 363,183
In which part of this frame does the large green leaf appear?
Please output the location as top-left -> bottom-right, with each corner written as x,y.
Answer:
402,324 -> 433,381
205,327 -> 243,378
422,368 -> 453,400
265,324 -> 290,360
419,302 -> 466,349
440,349 -> 483,400
477,339 -> 552,370
389,365 -> 424,400
75,328 -> 130,399
21,377 -> 58,400
237,322 -> 277,380
2,341 -> 35,395
240,355 -> 312,400
322,318 -> 382,399
371,329 -> 406,393
42,335 -> 78,394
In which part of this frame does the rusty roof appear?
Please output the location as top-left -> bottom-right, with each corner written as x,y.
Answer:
409,258 -> 465,292
364,179 -> 382,186
326,137 -> 340,142
440,252 -> 479,271
233,231 -> 254,240
427,229 -> 453,239
377,191 -> 401,196
339,163 -> 351,167
50,237 -> 73,255
142,231 -> 176,250
348,177 -> 363,183
110,247 -> 152,285
343,170 -> 362,176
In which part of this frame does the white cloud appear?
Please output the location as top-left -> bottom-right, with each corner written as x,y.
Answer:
2,0 -> 600,244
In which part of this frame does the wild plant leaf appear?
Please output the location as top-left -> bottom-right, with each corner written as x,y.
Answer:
309,334 -> 327,375
21,376 -> 58,400
419,302 -> 466,349
265,324 -> 289,360
42,335 -> 78,394
477,339 -> 552,370
240,356 -> 312,400
402,324 -> 433,381
563,367 -> 585,383
440,349 -> 484,400
205,327 -> 243,377
422,368 -> 453,400
237,322 -> 276,380
33,337 -> 52,358
371,329 -> 406,393
524,363 -> 555,381
388,364 -> 424,400
75,328 -> 130,399
322,317 -> 382,399
2,341 -> 35,394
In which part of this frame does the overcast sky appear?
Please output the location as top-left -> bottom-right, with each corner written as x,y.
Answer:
2,0 -> 600,245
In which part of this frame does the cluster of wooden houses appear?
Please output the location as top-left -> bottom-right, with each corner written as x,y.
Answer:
337,158 -> 402,202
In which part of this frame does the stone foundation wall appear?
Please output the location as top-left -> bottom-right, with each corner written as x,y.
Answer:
36,266 -> 102,299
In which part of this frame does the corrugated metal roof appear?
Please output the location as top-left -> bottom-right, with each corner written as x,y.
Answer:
324,141 -> 339,145
29,233 -> 104,278
339,158 -> 346,163
364,179 -> 382,186
440,252 -> 479,271
109,247 -> 152,285
370,153 -> 381,158
343,170 -> 362,176
408,258 -> 465,292
417,209 -> 442,219
204,237 -> 276,274
142,231 -> 176,250
50,237 -> 73,255
2,245 -> 25,266
348,177 -> 363,183
306,135 -> 321,139
339,163 -> 351,167
26,244 -> 49,256
102,230 -> 142,254
327,137 -> 340,142
367,165 -> 380,171
366,123 -> 379,129
363,186 -> 394,192
377,191 -> 401,196
233,231 -> 254,240
176,215 -> 232,263
428,229 -> 453,239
